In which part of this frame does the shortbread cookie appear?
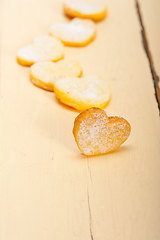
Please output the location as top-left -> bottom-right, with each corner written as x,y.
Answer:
54,75 -> 111,110
30,60 -> 82,91
17,36 -> 64,66
73,108 -> 131,156
49,18 -> 96,47
63,0 -> 107,21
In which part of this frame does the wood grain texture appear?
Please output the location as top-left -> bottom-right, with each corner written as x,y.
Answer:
136,0 -> 160,109
0,0 -> 160,240
138,0 -> 160,78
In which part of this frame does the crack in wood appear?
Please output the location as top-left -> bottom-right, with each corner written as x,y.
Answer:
87,189 -> 94,240
135,0 -> 160,112
87,159 -> 93,185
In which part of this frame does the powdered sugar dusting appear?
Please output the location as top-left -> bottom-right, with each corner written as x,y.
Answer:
65,0 -> 106,15
17,45 -> 38,61
49,18 -> 95,44
76,110 -> 131,155
54,74 -> 111,110
17,35 -> 64,63
30,60 -> 82,85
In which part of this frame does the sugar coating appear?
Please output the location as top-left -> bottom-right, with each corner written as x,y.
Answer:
64,0 -> 106,15
49,18 -> 96,45
30,59 -> 82,91
54,75 -> 111,110
17,35 -> 64,65
31,77 -> 53,91
73,108 -> 131,156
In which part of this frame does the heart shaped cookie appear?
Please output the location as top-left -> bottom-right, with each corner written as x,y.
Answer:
49,18 -> 96,47
63,0 -> 107,22
30,59 -> 82,91
54,75 -> 111,110
73,108 -> 131,156
17,35 -> 64,66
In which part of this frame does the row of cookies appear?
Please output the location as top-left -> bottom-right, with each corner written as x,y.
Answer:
17,0 -> 108,66
17,0 -> 111,111
17,0 -> 131,155
17,17 -> 97,66
17,36 -> 111,110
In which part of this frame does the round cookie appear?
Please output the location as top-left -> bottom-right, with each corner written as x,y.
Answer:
73,108 -> 131,156
30,59 -> 82,91
63,0 -> 107,22
17,35 -> 64,66
54,75 -> 111,110
49,18 -> 96,47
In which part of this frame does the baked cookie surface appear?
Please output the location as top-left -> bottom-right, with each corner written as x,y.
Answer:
49,18 -> 96,47
73,108 -> 131,156
17,36 -> 64,66
54,75 -> 111,110
30,60 -> 82,91
64,0 -> 107,21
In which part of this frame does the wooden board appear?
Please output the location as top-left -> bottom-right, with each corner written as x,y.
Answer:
0,0 -> 160,239
139,0 -> 160,77
137,0 -> 160,108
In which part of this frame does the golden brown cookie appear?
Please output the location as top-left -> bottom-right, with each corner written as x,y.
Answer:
63,0 -> 107,22
73,108 -> 131,156
17,36 -> 64,66
49,18 -> 96,47
54,75 -> 111,110
30,60 -> 82,91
